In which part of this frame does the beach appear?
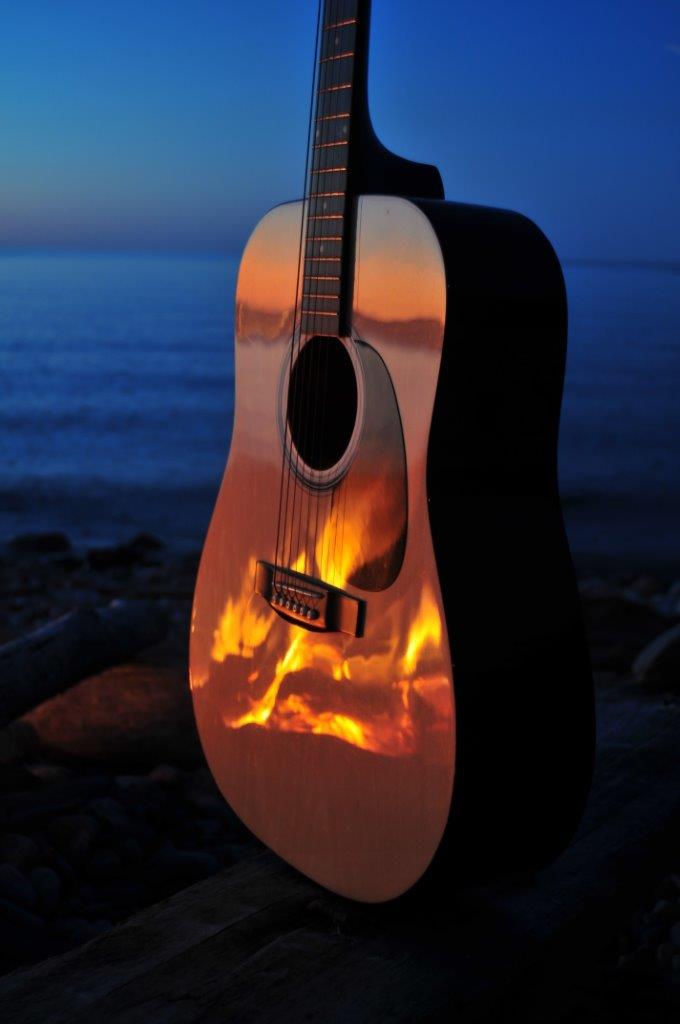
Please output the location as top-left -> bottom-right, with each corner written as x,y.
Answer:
0,251 -> 679,1008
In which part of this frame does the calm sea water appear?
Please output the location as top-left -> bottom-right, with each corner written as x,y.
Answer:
1,251 -> 679,568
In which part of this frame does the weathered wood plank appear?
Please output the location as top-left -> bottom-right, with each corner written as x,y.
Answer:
1,686 -> 678,1023
0,601 -> 168,727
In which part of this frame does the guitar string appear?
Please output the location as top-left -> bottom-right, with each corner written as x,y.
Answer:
295,0 -> 344,589
276,0 -> 317,585
278,0 -> 355,603
274,0 -> 322,595
283,0 -> 331,582
309,1 -> 342,588
326,0 -> 353,590
307,0 -> 344,586
291,0 -> 338,583
320,0 -> 353,591
300,1 -> 330,582
294,0 -> 337,580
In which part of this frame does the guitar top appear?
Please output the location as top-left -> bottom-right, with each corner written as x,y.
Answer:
190,0 -> 594,902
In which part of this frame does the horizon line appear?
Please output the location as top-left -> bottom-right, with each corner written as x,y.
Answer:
0,246 -> 678,273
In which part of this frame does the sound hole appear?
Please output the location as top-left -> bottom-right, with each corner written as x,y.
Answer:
287,336 -> 357,472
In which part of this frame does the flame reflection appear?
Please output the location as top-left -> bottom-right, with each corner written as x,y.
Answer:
207,556 -> 451,759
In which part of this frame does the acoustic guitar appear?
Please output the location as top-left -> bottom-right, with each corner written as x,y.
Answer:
190,0 -> 594,902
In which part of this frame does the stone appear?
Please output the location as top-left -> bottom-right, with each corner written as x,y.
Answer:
0,895 -> 45,935
0,833 -> 40,869
148,764 -> 181,786
83,918 -> 113,939
7,533 -> 71,556
50,853 -> 77,886
52,916 -> 90,943
640,924 -> 664,947
114,774 -> 154,793
0,864 -> 37,909
191,818 -> 223,841
581,595 -> 673,671
117,837 -> 143,865
48,814 -> 100,865
185,791 -> 227,817
655,876 -> 679,901
88,796 -> 134,832
94,879 -> 148,911
30,866 -> 61,914
86,849 -> 122,880
657,941 -> 675,968
669,921 -> 680,949
617,947 -> 653,971
627,574 -> 664,598
633,622 -> 680,685
647,899 -> 675,922
25,763 -> 73,783
87,533 -> 164,569
578,578 -> 617,600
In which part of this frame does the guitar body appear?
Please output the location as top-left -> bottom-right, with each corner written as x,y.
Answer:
191,0 -> 594,903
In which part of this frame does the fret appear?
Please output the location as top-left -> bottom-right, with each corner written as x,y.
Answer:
307,195 -> 345,216
319,51 -> 354,62
318,58 -> 354,91
310,172 -> 347,194
316,87 -> 352,116
315,112 -> 350,121
305,239 -> 343,260
314,120 -> 350,145
323,0 -> 359,32
301,314 -> 340,338
304,259 -> 343,280
320,23 -> 356,61
305,233 -> 344,247
302,287 -> 340,299
313,146 -> 349,173
302,293 -> 340,304
313,140 -> 349,149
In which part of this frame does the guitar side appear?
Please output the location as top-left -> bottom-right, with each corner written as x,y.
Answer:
420,197 -> 595,880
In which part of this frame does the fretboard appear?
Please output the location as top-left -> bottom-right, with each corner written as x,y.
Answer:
300,0 -> 362,338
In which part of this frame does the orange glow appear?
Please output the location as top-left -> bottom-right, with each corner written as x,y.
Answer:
314,475 -> 404,590
210,557 -> 272,662
213,551 -> 450,757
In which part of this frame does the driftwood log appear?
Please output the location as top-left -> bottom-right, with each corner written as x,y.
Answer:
0,682 -> 678,1022
0,601 -> 169,728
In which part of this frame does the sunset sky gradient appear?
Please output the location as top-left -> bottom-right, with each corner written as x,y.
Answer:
2,0 -> 679,260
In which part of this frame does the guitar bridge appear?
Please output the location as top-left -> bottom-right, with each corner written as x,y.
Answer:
255,560 -> 365,638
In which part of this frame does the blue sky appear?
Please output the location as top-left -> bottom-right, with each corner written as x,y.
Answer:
1,0 -> 678,259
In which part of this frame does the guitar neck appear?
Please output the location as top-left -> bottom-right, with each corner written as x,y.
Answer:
301,0 -> 371,338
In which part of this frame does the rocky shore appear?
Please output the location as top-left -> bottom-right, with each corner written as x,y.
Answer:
0,531 -> 678,1005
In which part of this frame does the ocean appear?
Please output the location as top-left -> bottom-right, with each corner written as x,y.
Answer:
1,250 -> 679,570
